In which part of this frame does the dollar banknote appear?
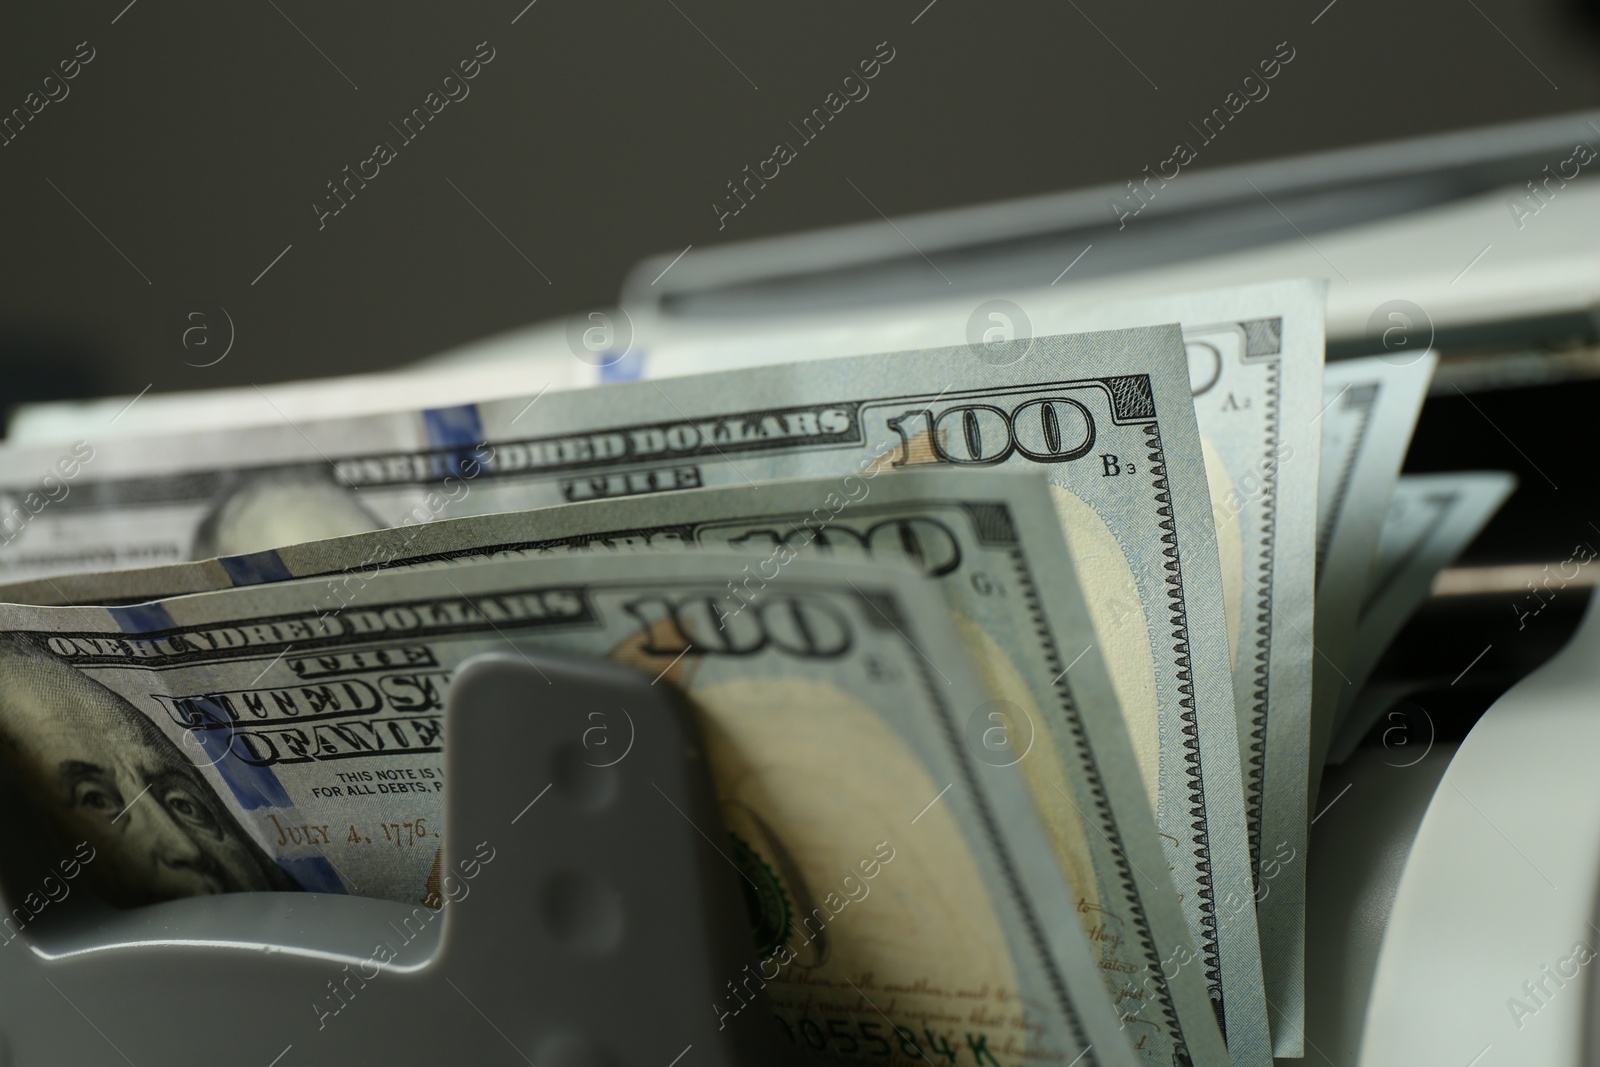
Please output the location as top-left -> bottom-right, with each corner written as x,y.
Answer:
1175,294 -> 1323,1058
0,469 -> 1232,1067
1325,471 -> 1515,762
642,278 -> 1324,1055
1,322 -> 585,446
0,323 -> 1268,1065
1311,353 -> 1437,771
0,549 -> 1139,1067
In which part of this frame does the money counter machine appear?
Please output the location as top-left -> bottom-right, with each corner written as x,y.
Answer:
623,108 -> 1600,1067
1,110 -> 1599,1066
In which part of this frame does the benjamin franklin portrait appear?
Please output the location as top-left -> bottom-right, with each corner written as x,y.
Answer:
190,468 -> 383,560
0,636 -> 298,907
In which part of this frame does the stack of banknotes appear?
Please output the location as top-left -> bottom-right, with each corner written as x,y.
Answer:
0,279 -> 1512,1066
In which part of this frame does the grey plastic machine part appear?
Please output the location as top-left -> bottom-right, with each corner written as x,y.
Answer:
621,108 -> 1600,328
0,651 -> 803,1066
1299,742 -> 1458,1064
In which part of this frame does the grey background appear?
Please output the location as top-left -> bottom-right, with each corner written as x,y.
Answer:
1,0 -> 1596,404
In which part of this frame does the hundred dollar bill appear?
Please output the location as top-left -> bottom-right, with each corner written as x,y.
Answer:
644,279 -> 1324,1054
1325,471 -> 1515,762
0,469 -> 1231,1067
1172,292 -> 1323,1058
1310,353 -> 1437,771
0,323 -> 1267,1065
0,550 -> 1136,1067
2,322 -> 587,446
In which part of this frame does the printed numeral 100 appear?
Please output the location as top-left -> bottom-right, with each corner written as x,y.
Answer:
888,397 -> 1097,466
